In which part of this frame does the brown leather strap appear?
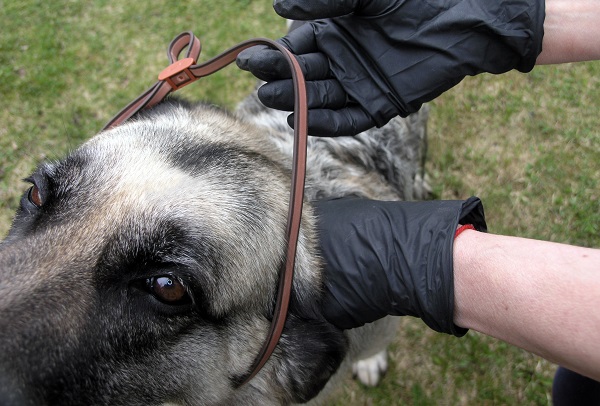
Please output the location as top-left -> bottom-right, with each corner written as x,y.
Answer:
103,32 -> 307,386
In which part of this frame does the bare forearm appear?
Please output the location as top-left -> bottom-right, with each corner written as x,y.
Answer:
537,0 -> 600,64
453,230 -> 600,380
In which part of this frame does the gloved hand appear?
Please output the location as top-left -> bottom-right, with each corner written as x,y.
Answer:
314,196 -> 487,335
237,0 -> 545,136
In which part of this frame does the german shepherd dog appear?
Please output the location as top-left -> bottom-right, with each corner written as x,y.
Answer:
0,46 -> 430,405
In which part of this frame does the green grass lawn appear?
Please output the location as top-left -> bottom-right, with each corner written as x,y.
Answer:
1,1 -> 598,404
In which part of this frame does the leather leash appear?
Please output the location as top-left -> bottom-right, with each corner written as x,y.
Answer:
103,31 -> 308,386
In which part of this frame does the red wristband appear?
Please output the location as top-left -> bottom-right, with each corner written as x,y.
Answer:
455,224 -> 476,239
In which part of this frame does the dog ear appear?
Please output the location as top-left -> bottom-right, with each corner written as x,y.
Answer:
278,313 -> 348,403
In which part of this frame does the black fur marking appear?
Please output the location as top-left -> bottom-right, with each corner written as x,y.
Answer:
95,216 -> 223,321
282,315 -> 347,403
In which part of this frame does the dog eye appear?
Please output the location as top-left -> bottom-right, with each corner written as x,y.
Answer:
146,275 -> 191,305
28,184 -> 43,207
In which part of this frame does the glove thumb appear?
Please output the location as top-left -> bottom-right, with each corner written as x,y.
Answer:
273,0 -> 359,19
273,0 -> 396,19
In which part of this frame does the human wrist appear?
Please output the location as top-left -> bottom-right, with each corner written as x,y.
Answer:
452,231 -> 513,333
537,0 -> 600,64
452,228 -> 485,330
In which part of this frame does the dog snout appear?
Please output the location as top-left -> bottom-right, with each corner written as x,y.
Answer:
0,370 -> 38,406
0,239 -> 95,404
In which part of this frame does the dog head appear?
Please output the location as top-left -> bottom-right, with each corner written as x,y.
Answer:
0,101 -> 346,405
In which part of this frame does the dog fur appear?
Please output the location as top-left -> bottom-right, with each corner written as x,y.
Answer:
0,82 -> 429,404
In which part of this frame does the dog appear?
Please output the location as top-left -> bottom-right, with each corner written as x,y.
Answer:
0,54 -> 430,405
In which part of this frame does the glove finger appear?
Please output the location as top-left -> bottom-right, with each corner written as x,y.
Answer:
238,23 -> 319,69
258,79 -> 347,111
238,46 -> 330,82
287,107 -> 376,137
293,52 -> 332,81
277,22 -> 320,55
237,46 -> 287,81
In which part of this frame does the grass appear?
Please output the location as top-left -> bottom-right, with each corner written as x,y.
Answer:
428,64 -> 599,249
1,1 -> 598,404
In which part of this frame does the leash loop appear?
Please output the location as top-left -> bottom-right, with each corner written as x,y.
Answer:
158,31 -> 201,90
167,31 -> 202,63
103,32 -> 308,388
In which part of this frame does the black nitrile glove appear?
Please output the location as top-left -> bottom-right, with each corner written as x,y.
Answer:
237,0 -> 544,136
314,197 -> 487,335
